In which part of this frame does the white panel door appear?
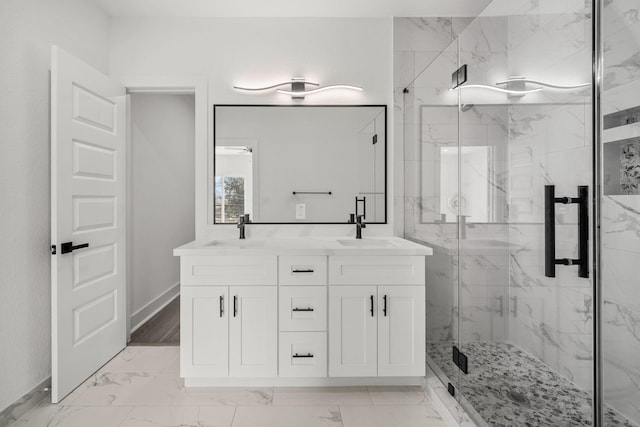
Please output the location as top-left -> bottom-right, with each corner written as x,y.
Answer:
229,286 -> 277,377
181,286 -> 228,378
51,46 -> 126,402
378,286 -> 425,377
329,286 -> 377,377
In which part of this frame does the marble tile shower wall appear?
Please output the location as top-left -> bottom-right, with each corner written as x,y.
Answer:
601,1 -> 640,424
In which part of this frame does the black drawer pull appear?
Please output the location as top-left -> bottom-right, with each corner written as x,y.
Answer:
292,269 -> 314,273
383,295 -> 388,317
292,353 -> 314,358
292,307 -> 314,312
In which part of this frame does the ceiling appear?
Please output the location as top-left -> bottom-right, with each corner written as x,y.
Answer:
96,0 -> 491,18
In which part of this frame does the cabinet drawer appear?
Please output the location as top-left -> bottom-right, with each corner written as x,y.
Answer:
278,256 -> 327,285
329,256 -> 425,285
279,332 -> 327,377
279,286 -> 327,332
181,256 -> 277,286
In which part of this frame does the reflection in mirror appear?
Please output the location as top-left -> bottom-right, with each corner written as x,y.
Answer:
214,146 -> 253,223
421,105 -> 508,224
214,105 -> 386,224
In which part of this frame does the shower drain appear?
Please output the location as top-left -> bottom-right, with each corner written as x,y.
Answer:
506,390 -> 531,406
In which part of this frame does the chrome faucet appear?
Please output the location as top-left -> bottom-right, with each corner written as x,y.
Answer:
237,214 -> 251,239
355,215 -> 366,239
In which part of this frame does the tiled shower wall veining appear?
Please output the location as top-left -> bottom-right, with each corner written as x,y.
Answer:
601,0 -> 640,423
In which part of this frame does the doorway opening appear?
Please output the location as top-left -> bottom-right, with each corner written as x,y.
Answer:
126,92 -> 196,345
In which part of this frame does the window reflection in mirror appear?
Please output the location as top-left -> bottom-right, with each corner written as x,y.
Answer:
215,146 -> 253,224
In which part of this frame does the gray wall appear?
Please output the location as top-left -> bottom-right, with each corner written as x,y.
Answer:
0,0 -> 109,412
129,94 -> 195,329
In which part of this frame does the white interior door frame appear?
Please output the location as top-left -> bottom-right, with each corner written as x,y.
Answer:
121,76 -> 208,337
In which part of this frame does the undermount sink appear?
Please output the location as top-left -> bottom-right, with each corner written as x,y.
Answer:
337,239 -> 396,248
205,240 -> 265,247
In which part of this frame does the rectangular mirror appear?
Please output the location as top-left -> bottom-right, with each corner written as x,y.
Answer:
213,105 -> 387,224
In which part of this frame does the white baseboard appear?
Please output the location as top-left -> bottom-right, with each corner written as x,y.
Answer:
0,377 -> 50,427
130,282 -> 180,334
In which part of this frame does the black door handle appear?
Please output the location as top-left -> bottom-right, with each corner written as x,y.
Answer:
383,295 -> 388,317
233,295 -> 238,317
544,185 -> 589,278
370,295 -> 374,317
60,242 -> 89,254
220,295 -> 224,318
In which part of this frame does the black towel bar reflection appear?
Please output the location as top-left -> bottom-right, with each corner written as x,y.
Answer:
544,185 -> 589,278
293,191 -> 332,195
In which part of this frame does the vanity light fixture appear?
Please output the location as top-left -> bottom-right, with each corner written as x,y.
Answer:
451,84 -> 542,95
495,77 -> 591,91
233,77 -> 363,100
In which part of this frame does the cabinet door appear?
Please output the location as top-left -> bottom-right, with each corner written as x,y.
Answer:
180,286 -> 228,377
329,286 -> 377,377
229,286 -> 277,377
377,286 -> 425,376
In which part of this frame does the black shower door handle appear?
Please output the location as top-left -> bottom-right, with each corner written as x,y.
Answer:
544,185 -> 589,278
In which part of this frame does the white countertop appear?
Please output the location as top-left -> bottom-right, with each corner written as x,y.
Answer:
174,236 -> 432,257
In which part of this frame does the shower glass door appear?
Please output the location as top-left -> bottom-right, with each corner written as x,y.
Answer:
456,0 -> 595,424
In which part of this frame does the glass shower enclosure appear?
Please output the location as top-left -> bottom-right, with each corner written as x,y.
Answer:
399,0 -> 640,425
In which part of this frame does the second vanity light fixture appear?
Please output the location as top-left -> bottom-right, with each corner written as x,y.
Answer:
233,77 -> 363,100
451,75 -> 591,97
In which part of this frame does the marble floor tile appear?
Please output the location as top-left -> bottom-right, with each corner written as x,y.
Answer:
98,346 -> 180,375
272,387 -> 372,406
68,372 -> 182,406
172,387 -> 273,406
231,405 -> 342,427
12,401 -> 133,427
120,405 -> 236,427
340,405 -> 446,427
367,386 -> 429,405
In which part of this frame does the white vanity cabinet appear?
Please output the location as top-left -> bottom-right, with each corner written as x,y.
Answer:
328,256 -> 426,378
180,256 -> 277,378
175,238 -> 431,386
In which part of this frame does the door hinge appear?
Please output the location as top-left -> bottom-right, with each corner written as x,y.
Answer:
51,245 -> 56,255
452,346 -> 469,374
447,382 -> 455,397
451,64 -> 468,89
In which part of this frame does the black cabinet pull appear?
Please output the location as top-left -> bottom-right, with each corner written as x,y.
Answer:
219,295 -> 224,318
370,295 -> 374,317
292,353 -> 314,358
60,242 -> 89,254
544,185 -> 589,278
292,307 -> 314,312
383,295 -> 388,317
233,295 -> 238,317
292,269 -> 314,273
